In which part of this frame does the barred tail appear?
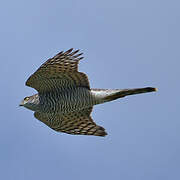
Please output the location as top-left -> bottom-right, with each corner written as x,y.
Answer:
91,87 -> 157,104
104,87 -> 157,101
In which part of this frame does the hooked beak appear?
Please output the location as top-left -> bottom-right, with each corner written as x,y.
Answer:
19,101 -> 24,106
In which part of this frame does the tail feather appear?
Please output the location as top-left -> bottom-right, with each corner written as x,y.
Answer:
104,87 -> 157,101
91,87 -> 157,104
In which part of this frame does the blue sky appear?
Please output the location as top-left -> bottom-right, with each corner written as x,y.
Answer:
0,0 -> 179,179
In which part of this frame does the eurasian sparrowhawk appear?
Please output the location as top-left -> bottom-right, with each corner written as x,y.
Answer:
20,49 -> 157,136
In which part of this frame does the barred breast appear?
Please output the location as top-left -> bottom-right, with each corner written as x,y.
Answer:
39,87 -> 96,114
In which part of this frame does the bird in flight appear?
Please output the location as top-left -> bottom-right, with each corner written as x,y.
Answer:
20,48 -> 157,137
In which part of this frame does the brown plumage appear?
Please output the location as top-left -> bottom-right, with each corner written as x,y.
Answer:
20,48 -> 157,137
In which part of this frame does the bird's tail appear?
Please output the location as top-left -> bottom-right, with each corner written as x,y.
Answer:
91,87 -> 157,104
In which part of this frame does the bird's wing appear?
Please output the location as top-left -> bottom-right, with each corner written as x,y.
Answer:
26,49 -> 90,93
34,108 -> 107,137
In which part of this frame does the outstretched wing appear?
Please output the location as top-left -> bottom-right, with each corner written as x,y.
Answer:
26,49 -> 90,93
34,108 -> 107,137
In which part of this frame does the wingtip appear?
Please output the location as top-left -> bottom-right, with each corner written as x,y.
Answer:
64,48 -> 73,54
95,126 -> 108,137
102,131 -> 108,137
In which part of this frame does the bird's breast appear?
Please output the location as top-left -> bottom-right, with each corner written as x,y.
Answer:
39,87 -> 95,114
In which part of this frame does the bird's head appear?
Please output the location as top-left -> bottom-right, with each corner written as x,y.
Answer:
19,94 -> 39,111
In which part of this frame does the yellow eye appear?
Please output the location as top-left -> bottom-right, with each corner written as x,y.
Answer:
24,97 -> 30,101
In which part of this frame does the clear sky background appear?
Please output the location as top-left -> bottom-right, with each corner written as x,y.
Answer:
0,0 -> 179,179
